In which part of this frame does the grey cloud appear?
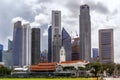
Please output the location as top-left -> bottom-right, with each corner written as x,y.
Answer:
85,1 -> 110,14
37,0 -> 53,3
65,0 -> 80,17
0,0 -> 42,49
64,0 -> 110,18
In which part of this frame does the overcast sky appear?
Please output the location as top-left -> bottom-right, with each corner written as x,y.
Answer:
0,0 -> 120,63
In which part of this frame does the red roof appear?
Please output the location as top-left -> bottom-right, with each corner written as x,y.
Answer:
30,62 -> 57,71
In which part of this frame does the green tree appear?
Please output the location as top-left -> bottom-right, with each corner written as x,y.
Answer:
102,63 -> 115,76
0,66 -> 11,76
86,62 -> 102,80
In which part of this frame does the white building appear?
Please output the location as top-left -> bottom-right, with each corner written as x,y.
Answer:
59,46 -> 66,62
22,24 -> 31,66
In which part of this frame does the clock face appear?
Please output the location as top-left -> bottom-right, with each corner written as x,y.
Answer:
61,50 -> 65,55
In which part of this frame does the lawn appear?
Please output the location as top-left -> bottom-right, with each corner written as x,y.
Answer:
0,78 -> 98,80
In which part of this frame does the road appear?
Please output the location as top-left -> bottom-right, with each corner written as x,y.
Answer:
104,78 -> 120,80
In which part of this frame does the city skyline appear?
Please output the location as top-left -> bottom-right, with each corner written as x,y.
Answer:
0,0 -> 120,63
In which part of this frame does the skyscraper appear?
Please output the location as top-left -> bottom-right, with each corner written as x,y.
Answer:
62,28 -> 71,61
0,44 -> 3,62
2,40 -> 13,68
52,10 -> 62,62
48,26 -> 52,62
13,21 -> 22,66
92,48 -> 99,58
92,48 -> 99,62
79,5 -> 91,61
31,28 -> 40,65
22,24 -> 31,66
8,39 -> 13,50
72,37 -> 80,60
99,29 -> 114,64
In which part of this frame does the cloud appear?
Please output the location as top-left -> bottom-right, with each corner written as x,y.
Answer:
0,0 -> 120,63
12,17 -> 30,25
85,1 -> 110,14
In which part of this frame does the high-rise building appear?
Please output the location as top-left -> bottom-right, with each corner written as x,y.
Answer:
2,50 -> 13,68
52,10 -> 61,62
92,48 -> 99,62
0,44 -> 3,62
92,48 -> 99,58
31,28 -> 40,65
8,39 -> 13,50
13,21 -> 32,67
99,29 -> 114,64
22,24 -> 31,66
62,28 -> 71,61
13,21 -> 23,66
41,50 -> 48,63
79,5 -> 91,61
48,26 -> 52,62
3,39 -> 13,68
2,40 -> 13,68
72,37 -> 80,60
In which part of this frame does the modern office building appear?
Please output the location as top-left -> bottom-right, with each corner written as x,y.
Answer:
48,26 -> 52,62
41,50 -> 48,63
92,48 -> 99,58
3,39 -> 13,68
99,29 -> 114,64
92,48 -> 99,62
62,28 -> 71,61
52,10 -> 62,62
79,5 -> 91,61
72,37 -> 80,60
13,21 -> 23,66
8,39 -> 13,50
2,50 -> 13,68
22,24 -> 31,66
31,28 -> 40,65
0,44 -> 3,62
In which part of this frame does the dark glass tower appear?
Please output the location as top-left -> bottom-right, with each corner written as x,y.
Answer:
62,28 -> 71,61
31,28 -> 40,65
0,44 -> 3,62
48,26 -> 52,62
79,5 -> 91,61
13,21 -> 22,66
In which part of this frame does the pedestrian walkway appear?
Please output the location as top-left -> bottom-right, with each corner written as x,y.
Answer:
104,78 -> 120,80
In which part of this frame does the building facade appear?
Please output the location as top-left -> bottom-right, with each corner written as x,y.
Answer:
31,28 -> 40,65
72,37 -> 80,60
0,44 -> 3,62
13,21 -> 23,66
22,24 -> 31,66
92,48 -> 99,62
99,29 -> 114,64
48,26 -> 52,62
52,10 -> 62,62
79,5 -> 91,61
8,39 -> 13,50
92,48 -> 99,58
62,28 -> 71,61
59,46 -> 66,62
2,50 -> 13,68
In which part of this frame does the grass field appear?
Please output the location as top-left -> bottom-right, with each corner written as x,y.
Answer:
0,78 -> 99,80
